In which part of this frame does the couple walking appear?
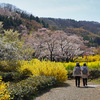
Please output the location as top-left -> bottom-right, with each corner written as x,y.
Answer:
73,62 -> 89,87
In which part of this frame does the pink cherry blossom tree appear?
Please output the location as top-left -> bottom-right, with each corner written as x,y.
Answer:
27,29 -> 86,61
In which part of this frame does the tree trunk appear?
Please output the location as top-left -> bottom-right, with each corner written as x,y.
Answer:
50,52 -> 53,61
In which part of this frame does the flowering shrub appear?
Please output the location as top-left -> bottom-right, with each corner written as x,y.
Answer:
18,59 -> 67,83
63,61 -> 100,71
74,55 -> 100,62
0,76 -> 12,100
0,39 -> 21,61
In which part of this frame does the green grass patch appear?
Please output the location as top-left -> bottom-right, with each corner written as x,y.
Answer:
90,78 -> 100,84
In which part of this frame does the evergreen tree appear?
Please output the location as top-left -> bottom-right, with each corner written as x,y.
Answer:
36,17 -> 40,23
41,20 -> 46,28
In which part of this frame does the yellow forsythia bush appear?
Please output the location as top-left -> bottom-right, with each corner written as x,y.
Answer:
0,76 -> 12,100
18,59 -> 67,83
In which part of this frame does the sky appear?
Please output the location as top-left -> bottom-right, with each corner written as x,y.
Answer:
0,0 -> 100,22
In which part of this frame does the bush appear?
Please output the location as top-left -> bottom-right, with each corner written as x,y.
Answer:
88,70 -> 100,80
18,59 -> 68,83
8,76 -> 57,100
67,71 -> 74,79
0,60 -> 22,72
0,72 -> 29,82
0,76 -> 13,100
90,78 -> 100,84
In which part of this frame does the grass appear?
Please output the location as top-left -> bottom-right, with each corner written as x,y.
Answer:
90,78 -> 100,84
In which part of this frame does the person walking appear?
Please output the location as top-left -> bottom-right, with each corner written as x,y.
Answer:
81,63 -> 89,87
73,62 -> 81,87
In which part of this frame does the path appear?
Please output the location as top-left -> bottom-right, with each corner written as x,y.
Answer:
35,79 -> 100,100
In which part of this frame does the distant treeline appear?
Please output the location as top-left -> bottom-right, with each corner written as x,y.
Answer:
18,11 -> 49,28
0,11 -> 49,30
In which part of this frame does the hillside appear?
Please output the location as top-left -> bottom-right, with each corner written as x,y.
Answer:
41,18 -> 100,46
0,3 -> 49,33
41,18 -> 100,34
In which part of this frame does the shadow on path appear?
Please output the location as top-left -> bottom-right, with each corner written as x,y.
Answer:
78,86 -> 95,88
76,84 -> 100,88
56,82 -> 70,88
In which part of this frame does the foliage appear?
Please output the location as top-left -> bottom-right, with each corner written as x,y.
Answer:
0,60 -> 22,72
0,71 -> 28,82
94,37 -> 100,45
8,76 -> 57,100
18,59 -> 67,83
0,14 -> 22,29
0,76 -> 12,100
0,22 -> 3,33
90,78 -> 100,84
88,70 -> 100,80
67,71 -> 74,79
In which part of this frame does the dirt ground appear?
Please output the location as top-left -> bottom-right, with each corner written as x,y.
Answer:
35,79 -> 100,100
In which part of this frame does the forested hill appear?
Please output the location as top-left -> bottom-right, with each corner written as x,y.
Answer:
0,3 -> 49,33
41,18 -> 100,35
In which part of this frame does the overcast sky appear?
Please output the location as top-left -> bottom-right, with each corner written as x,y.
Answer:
0,0 -> 100,22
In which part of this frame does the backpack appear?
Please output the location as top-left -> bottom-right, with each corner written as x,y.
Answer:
82,67 -> 88,74
74,67 -> 81,75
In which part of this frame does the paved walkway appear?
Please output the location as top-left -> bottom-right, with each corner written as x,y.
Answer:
35,79 -> 100,100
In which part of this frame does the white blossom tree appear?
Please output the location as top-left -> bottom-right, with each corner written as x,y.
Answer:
0,28 -> 23,60
0,39 -> 21,61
